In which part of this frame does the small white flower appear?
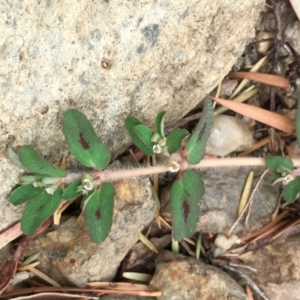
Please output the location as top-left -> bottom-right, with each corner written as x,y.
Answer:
45,187 -> 54,194
83,179 -> 93,191
153,144 -> 163,154
169,161 -> 180,173
282,174 -> 294,185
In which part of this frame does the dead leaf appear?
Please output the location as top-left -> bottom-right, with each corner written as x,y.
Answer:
212,97 -> 295,134
230,72 -> 290,91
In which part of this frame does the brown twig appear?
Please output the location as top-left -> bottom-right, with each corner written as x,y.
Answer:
269,0 -> 285,153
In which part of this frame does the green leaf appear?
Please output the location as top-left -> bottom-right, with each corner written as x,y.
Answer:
296,98 -> 300,146
166,129 -> 189,154
21,188 -> 63,235
171,170 -> 205,241
9,184 -> 44,206
63,109 -> 110,170
155,111 -> 166,137
132,125 -> 154,155
283,177 -> 300,203
125,116 -> 154,156
62,179 -> 82,200
265,156 -> 293,173
84,183 -> 115,243
186,99 -> 214,164
19,146 -> 66,178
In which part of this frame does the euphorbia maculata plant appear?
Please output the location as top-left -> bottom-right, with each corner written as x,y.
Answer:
8,97 -> 300,243
8,99 -> 214,242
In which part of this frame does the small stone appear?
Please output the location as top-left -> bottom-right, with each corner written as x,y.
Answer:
214,233 -> 241,251
255,31 -> 272,54
206,115 -> 255,156
277,108 -> 297,119
288,141 -> 300,157
150,250 -> 247,300
281,96 -> 296,109
214,233 -> 241,257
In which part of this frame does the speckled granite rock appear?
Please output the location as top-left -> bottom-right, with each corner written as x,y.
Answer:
0,0 -> 265,232
241,233 -> 300,300
150,250 -> 247,300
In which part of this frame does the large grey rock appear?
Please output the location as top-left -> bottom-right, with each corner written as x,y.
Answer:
0,0 -> 264,232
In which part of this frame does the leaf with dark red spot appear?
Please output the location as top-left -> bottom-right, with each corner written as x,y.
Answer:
95,209 -> 101,220
63,109 -> 110,170
170,170 -> 204,241
182,199 -> 190,223
186,99 -> 214,164
79,132 -> 90,149
84,183 -> 115,243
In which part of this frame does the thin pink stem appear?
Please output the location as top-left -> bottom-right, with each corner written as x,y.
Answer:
65,158 -> 300,183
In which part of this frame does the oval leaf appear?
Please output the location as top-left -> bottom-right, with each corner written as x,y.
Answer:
265,157 -> 293,173
167,129 -> 189,154
21,188 -> 62,235
155,111 -> 166,137
62,179 -> 82,201
125,116 -> 154,156
9,184 -> 44,206
63,109 -> 110,170
84,183 -> 115,243
283,177 -> 300,203
186,99 -> 214,164
171,170 -> 205,241
19,146 -> 66,178
132,125 -> 155,155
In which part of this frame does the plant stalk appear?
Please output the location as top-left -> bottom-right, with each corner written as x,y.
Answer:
64,157 -> 300,184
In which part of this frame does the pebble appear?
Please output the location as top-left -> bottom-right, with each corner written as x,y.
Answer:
206,115 -> 255,156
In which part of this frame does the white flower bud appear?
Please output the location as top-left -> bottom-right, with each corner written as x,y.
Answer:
169,161 -> 180,173
45,187 -> 54,194
83,179 -> 93,191
283,174 -> 294,185
153,144 -> 163,154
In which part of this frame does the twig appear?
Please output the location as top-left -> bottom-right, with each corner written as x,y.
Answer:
269,0 -> 285,152
0,222 -> 22,250
223,265 -> 269,300
227,169 -> 269,236
245,169 -> 269,226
